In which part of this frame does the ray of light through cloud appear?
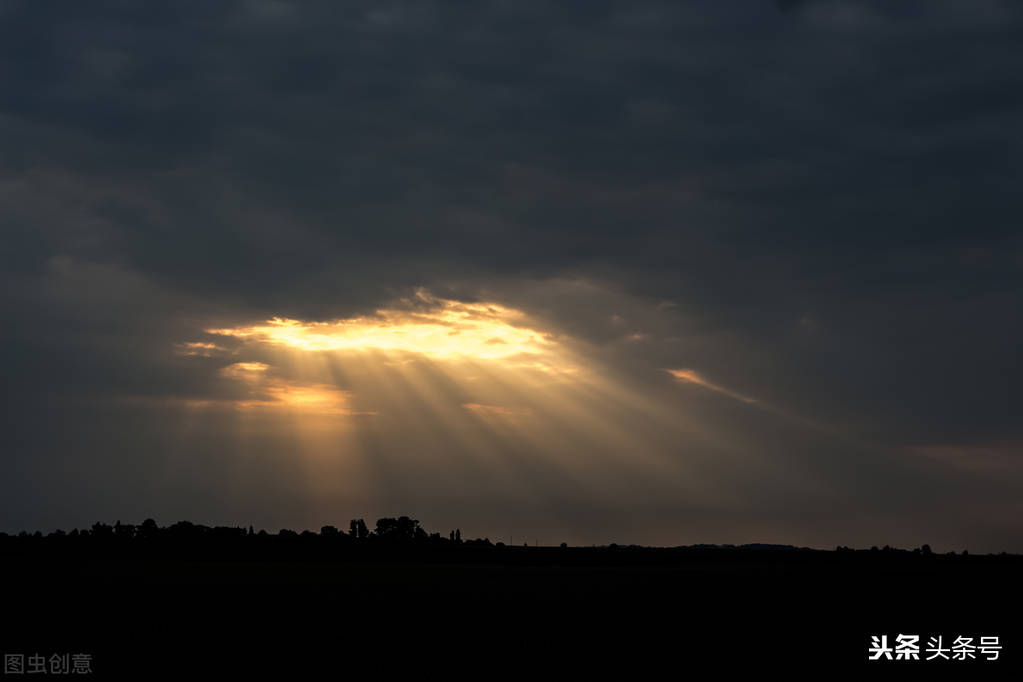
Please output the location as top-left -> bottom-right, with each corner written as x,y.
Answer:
172,290 -> 786,538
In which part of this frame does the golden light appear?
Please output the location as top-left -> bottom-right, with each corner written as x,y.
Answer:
174,341 -> 228,357
250,381 -> 360,415
214,361 -> 363,415
462,402 -> 535,426
167,290 -> 756,536
205,292 -> 552,361
666,368 -> 758,404
151,288 -> 876,548
221,361 -> 270,378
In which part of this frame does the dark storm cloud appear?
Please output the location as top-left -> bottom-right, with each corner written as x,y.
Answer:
2,0 -> 1022,547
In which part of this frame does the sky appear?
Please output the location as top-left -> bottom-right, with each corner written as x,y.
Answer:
2,0 -> 1021,552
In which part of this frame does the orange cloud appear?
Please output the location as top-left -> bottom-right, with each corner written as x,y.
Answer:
211,361 -> 371,415
220,361 -> 270,379
174,341 -> 229,357
665,368 -> 759,404
204,292 -> 553,361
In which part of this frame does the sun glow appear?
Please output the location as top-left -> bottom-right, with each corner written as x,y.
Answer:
181,293 -> 582,417
208,361 -> 366,415
205,294 -> 552,360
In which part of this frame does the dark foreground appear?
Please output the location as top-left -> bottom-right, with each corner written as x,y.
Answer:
1,525 -> 1020,677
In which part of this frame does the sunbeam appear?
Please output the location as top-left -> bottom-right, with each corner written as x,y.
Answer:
175,292 -> 755,528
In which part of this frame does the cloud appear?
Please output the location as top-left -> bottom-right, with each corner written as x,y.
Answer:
462,402 -> 535,424
174,341 -> 230,357
203,293 -> 555,360
666,369 -> 759,404
221,361 -> 270,376
909,443 -> 1023,474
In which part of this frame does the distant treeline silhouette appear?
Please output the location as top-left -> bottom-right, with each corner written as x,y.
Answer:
1,516 -> 488,546
0,516 -> 498,563
1,516 -> 1016,563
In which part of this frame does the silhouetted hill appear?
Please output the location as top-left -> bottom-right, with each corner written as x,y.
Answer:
1,518 -> 1019,678
3,517 -> 1008,558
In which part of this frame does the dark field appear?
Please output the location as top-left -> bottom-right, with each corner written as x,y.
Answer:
2,530 -> 1020,677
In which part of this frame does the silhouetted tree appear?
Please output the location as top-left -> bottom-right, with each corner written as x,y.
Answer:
114,520 -> 137,539
139,518 -> 159,540
349,519 -> 369,539
375,516 -> 424,541
376,518 -> 396,536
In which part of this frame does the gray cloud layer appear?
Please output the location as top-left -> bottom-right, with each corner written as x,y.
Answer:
2,1 -> 1021,550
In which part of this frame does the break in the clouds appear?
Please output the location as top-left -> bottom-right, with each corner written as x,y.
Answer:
2,1 -> 1021,552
